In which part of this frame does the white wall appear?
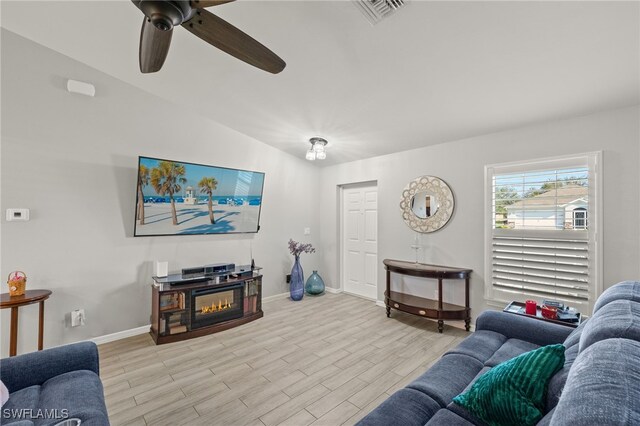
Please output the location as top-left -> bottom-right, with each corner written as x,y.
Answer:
0,31 -> 322,357
319,106 -> 640,317
2,29 -> 639,358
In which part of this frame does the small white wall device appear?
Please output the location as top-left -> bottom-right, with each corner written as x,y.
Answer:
71,309 -> 86,327
156,261 -> 169,278
66,79 -> 96,97
6,208 -> 30,221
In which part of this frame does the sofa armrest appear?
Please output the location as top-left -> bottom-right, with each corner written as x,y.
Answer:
0,342 -> 100,393
476,310 -> 573,347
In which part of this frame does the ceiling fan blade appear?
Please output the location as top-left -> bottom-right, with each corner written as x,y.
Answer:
182,9 -> 286,74
139,17 -> 173,73
190,0 -> 235,8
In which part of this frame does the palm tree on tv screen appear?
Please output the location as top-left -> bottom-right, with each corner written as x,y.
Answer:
137,164 -> 149,225
150,161 -> 187,225
198,176 -> 218,224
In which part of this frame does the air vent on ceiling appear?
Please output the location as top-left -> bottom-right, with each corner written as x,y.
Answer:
353,0 -> 407,25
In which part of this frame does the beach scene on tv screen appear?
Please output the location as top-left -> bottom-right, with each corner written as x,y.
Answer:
135,157 -> 264,235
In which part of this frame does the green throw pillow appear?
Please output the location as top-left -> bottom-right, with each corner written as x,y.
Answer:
453,343 -> 565,426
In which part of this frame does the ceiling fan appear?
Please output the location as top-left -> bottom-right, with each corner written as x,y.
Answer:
131,0 -> 286,74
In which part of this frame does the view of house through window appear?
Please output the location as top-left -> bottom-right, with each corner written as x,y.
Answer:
493,167 -> 588,231
485,153 -> 600,314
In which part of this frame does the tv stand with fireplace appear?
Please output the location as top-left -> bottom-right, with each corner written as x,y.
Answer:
150,266 -> 262,344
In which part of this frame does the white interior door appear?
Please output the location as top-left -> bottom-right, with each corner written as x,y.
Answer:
342,182 -> 378,299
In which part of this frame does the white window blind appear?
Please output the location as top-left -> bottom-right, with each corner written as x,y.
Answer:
485,154 -> 601,313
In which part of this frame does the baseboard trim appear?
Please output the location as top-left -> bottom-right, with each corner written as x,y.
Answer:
264,289 -> 342,300
263,292 -> 290,303
91,325 -> 150,345
375,300 -> 386,307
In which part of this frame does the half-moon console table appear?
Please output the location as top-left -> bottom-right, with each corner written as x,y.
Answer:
383,259 -> 471,333
0,289 -> 52,356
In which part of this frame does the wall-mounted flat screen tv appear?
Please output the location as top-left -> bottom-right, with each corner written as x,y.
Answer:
134,156 -> 265,236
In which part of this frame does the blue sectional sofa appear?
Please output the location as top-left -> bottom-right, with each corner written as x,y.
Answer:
0,341 -> 109,426
358,280 -> 640,425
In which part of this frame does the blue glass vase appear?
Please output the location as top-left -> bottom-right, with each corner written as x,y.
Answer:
290,255 -> 304,301
305,271 -> 325,295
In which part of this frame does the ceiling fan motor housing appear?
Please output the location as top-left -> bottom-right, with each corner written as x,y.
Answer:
135,0 -> 194,31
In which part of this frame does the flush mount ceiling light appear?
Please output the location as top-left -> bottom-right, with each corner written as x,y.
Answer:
306,137 -> 328,161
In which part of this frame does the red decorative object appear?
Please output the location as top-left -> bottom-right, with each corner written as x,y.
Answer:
541,305 -> 558,319
525,300 -> 537,315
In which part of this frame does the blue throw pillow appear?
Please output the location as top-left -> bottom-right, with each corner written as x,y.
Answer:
453,344 -> 565,426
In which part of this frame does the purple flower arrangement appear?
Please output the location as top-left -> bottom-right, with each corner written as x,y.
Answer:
288,239 -> 315,257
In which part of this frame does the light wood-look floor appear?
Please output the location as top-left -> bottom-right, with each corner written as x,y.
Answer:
99,292 -> 469,426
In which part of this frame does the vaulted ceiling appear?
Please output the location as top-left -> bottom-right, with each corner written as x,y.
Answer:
2,1 -> 639,166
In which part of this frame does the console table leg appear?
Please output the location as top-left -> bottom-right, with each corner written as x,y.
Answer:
38,300 -> 45,350
10,307 -> 18,357
386,305 -> 391,318
464,318 -> 471,332
437,320 -> 444,333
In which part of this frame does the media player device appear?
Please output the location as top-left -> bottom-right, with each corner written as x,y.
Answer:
181,263 -> 236,279
205,263 -> 236,275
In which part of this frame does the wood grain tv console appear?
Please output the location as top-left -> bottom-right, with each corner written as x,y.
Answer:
383,259 -> 471,333
150,267 -> 262,344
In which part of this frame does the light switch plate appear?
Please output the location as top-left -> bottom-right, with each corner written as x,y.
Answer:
304,227 -> 311,235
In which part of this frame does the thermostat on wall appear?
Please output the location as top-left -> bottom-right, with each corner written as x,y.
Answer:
6,209 -> 30,221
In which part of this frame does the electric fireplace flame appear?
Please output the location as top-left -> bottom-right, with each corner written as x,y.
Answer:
191,286 -> 243,329
200,298 -> 232,314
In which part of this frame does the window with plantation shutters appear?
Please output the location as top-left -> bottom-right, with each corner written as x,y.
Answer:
484,153 -> 602,314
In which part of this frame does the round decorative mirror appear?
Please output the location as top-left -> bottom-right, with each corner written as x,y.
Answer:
400,176 -> 454,233
410,190 -> 439,219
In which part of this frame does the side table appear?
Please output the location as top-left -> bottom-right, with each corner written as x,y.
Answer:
383,259 -> 472,333
503,301 -> 581,328
0,289 -> 52,356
